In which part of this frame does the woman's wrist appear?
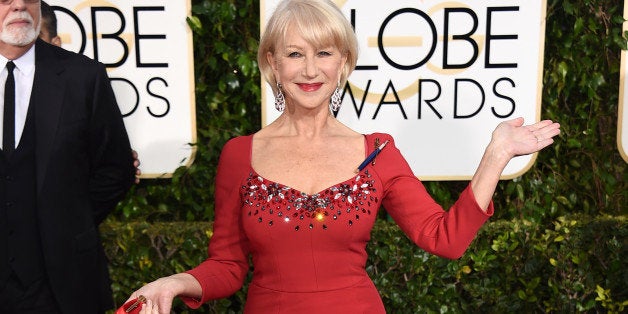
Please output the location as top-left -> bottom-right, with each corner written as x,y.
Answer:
484,140 -> 513,170
165,273 -> 202,298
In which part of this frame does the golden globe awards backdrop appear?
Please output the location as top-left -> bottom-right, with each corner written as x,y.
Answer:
261,0 -> 547,180
47,0 -> 196,178
618,0 -> 628,163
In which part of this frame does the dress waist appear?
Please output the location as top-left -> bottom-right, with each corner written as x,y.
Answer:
244,276 -> 385,313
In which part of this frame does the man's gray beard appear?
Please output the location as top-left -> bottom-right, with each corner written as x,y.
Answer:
0,22 -> 41,47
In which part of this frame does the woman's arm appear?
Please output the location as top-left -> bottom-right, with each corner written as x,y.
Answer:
124,136 -> 253,314
470,117 -> 561,210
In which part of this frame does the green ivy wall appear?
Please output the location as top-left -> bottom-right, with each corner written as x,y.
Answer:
106,0 -> 627,313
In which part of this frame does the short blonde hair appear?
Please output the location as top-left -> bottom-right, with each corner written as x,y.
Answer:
258,0 -> 358,94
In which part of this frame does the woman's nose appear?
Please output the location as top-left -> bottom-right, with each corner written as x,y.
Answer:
303,56 -> 318,78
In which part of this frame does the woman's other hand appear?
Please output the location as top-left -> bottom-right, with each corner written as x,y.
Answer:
490,117 -> 561,160
126,273 -> 201,314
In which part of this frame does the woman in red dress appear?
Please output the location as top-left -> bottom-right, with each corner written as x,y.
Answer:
127,0 -> 560,313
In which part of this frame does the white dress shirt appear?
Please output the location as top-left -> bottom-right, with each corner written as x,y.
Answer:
0,45 -> 36,150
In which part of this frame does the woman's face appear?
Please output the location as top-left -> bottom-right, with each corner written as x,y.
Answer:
268,27 -> 346,111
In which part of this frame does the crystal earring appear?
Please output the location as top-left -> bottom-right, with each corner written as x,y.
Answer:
329,83 -> 342,112
275,82 -> 285,112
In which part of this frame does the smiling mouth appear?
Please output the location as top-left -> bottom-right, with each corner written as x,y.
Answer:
298,83 -> 322,92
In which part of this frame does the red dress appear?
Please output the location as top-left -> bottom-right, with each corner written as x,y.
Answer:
182,133 -> 493,313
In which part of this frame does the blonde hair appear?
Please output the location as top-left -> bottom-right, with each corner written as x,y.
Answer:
258,0 -> 358,94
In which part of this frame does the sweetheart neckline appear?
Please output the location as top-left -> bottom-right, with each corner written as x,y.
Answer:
248,168 -> 367,198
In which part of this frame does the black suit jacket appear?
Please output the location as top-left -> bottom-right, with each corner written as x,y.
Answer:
30,39 -> 134,313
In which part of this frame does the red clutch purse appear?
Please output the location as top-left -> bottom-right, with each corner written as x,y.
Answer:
115,295 -> 146,314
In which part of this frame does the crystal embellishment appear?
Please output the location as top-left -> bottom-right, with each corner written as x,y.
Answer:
242,170 -> 377,230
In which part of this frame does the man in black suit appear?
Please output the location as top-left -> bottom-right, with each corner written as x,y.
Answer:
0,1 -> 135,313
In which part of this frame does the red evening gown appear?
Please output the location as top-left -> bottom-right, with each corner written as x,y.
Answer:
182,133 -> 492,313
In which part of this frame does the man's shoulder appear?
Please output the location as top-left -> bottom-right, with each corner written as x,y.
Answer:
36,39 -> 103,69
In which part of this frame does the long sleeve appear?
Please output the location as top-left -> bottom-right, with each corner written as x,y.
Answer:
370,133 -> 493,259
88,63 -> 135,225
182,136 -> 251,308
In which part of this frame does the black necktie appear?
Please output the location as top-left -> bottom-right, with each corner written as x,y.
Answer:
3,61 -> 15,156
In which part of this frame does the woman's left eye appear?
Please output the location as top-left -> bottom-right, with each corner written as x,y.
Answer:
318,51 -> 332,57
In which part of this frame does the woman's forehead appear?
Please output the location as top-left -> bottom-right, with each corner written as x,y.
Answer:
280,25 -> 337,50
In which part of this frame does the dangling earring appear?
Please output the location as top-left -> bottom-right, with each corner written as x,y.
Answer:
329,82 -> 342,112
275,82 -> 285,112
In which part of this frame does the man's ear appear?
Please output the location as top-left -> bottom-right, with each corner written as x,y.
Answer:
51,36 -> 61,47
